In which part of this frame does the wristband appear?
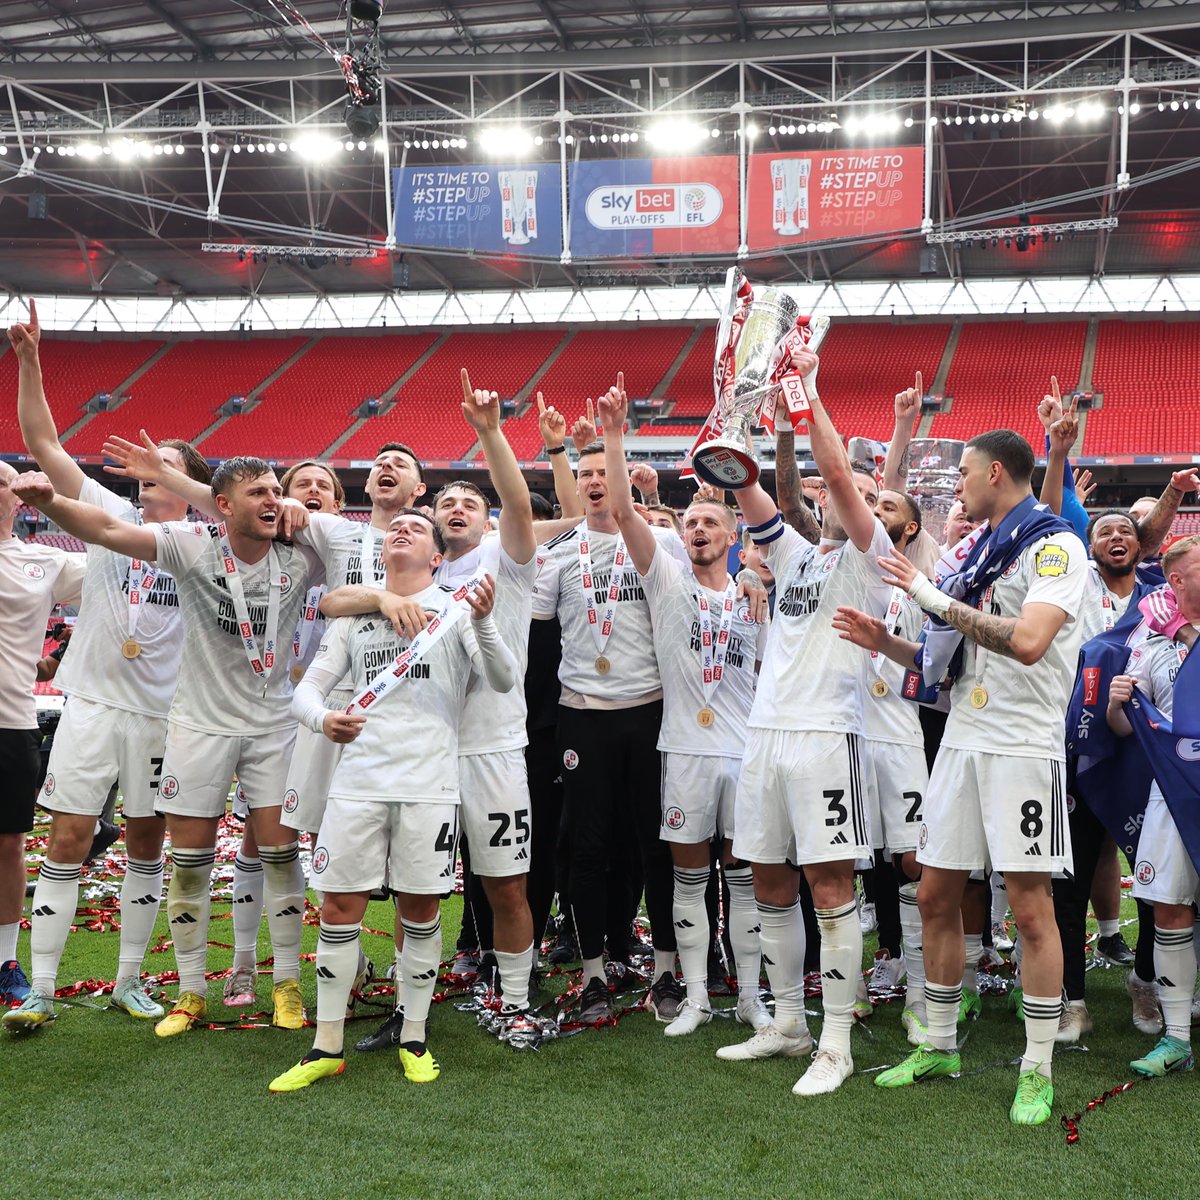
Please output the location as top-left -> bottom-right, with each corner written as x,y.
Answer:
907,570 -> 952,619
546,444 -> 567,456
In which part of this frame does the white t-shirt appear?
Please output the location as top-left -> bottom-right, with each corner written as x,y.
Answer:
862,587 -> 925,748
54,478 -> 183,719
436,537 -> 535,755
942,531 -> 1088,761
295,513 -> 387,589
0,536 -> 85,730
296,584 -> 488,804
1127,631 -> 1190,720
751,518 -> 893,734
532,522 -> 688,707
1078,563 -> 1135,643
641,545 -> 764,758
152,522 -> 321,735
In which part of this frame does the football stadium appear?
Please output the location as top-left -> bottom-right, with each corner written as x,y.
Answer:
1,0 -> 1199,1195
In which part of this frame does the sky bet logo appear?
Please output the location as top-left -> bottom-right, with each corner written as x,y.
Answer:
585,183 -> 723,229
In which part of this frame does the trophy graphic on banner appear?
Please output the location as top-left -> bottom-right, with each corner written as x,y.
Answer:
500,169 -> 539,245
771,158 -> 811,237
689,267 -> 830,490
903,438 -> 966,545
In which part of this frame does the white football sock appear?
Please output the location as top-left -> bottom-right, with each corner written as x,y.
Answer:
724,864 -> 762,997
815,901 -> 861,1056
259,843 -> 305,983
116,856 -> 164,988
757,898 -> 806,1037
672,866 -> 711,1005
1155,926 -> 1196,1042
0,922 -> 18,964
1021,993 -> 1063,1078
962,932 -> 983,992
924,981 -> 961,1051
990,872 -> 1008,927
231,852 -> 264,972
30,859 -> 82,996
898,880 -> 925,1011
399,914 -> 441,1047
1097,918 -> 1119,938
495,942 -> 533,1011
582,956 -> 605,985
168,847 -> 216,996
312,921 -> 359,1053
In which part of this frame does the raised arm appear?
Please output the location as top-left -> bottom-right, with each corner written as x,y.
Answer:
14,471 -> 158,560
805,357 -> 877,553
775,426 -> 820,544
881,371 -> 922,493
11,301 -> 86,499
464,574 -> 517,693
320,585 -> 430,641
1138,469 -> 1199,559
1039,387 -> 1078,517
537,391 -> 583,520
461,369 -> 535,565
597,373 -> 657,576
101,430 -> 216,519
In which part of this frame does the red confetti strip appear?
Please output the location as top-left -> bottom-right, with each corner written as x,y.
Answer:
1061,1078 -> 1143,1144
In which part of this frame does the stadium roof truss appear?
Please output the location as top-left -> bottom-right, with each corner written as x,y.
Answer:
1,0 -> 1199,312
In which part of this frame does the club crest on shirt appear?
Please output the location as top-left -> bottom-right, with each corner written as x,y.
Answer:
312,847 -> 329,874
22,562 -> 46,580
1002,559 -> 1021,579
278,572 -> 293,595
42,773 -> 55,796
160,776 -> 179,800
562,748 -> 579,771
918,823 -> 929,850
282,789 -> 299,813
1034,544 -> 1069,578
1135,860 -> 1155,885
664,806 -> 686,831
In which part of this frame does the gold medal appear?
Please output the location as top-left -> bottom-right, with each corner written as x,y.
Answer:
697,707 -> 716,728
970,685 -> 989,709
870,678 -> 890,699
290,664 -> 305,684
121,639 -> 141,660
595,655 -> 611,674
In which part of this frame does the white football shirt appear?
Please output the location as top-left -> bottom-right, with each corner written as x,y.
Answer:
0,536 -> 85,729
861,587 -> 925,747
641,545 -> 764,758
296,584 -> 487,803
152,522 -> 321,735
941,531 -> 1088,760
751,518 -> 893,734
1127,631 -> 1190,720
1078,563 -> 1135,643
295,513 -> 386,589
54,478 -> 183,719
436,537 -> 534,755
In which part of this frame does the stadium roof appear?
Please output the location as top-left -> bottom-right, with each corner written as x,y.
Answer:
1,0 -> 1199,299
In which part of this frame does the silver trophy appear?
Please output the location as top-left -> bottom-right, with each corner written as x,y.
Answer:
903,437 -> 965,545
692,267 -> 830,490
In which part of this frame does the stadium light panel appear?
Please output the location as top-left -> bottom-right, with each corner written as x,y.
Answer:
646,119 -> 707,150
479,126 -> 534,155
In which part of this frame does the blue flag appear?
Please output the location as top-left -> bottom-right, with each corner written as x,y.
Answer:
1064,581 -> 1161,858
1126,646 -> 1200,873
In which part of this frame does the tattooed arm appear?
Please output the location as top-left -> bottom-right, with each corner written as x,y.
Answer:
775,426 -> 820,545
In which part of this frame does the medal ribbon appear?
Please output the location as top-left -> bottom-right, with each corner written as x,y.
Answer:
216,523 -> 283,685
696,577 -> 737,708
343,577 -> 482,715
578,531 -> 629,660
126,557 -> 159,641
291,584 -> 326,667
870,586 -> 907,680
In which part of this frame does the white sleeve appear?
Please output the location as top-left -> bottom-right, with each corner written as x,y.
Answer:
651,524 -> 691,568
79,476 -> 137,521
152,521 -> 212,578
1025,535 -> 1088,621
758,519 -> 816,583
531,551 -> 562,619
461,615 -> 517,693
292,512 -> 340,560
51,552 -> 87,605
291,618 -> 354,731
639,543 -> 683,609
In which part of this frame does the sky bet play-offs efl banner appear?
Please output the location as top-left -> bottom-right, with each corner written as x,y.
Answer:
568,157 -> 740,257
393,163 -> 563,257
746,146 -> 924,250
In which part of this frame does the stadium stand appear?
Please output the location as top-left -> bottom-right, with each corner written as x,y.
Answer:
338,329 -> 567,462
930,321 -> 1088,447
32,532 -> 87,552
62,336 -> 309,456
0,339 -> 164,455
198,332 -> 438,460
1087,320 -> 1200,455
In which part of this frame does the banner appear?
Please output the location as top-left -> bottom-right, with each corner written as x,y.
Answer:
569,157 -> 739,258
393,163 -> 562,257
746,147 -> 924,250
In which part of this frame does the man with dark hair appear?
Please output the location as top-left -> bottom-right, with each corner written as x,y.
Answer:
12,456 -> 323,1037
532,387 -> 691,1025
836,425 -> 1087,1125
5,304 -> 207,1029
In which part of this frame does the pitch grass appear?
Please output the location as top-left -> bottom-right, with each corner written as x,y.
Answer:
1,869 -> 1193,1200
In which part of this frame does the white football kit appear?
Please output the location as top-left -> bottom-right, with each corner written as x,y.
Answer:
919,531 -> 1088,874
733,514 -> 892,866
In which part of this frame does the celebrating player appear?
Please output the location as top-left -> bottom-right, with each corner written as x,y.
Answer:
269,509 -> 516,1091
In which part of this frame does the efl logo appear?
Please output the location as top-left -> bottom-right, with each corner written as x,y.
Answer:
1083,667 -> 1101,706
585,183 -> 724,230
664,806 -> 686,831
